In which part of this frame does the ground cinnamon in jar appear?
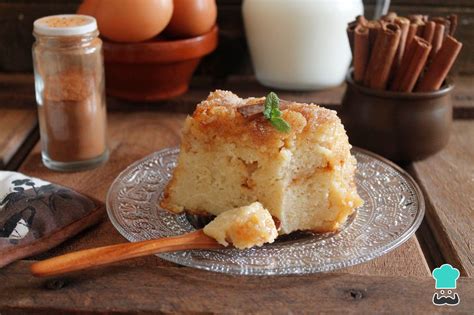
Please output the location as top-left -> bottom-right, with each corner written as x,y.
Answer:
38,69 -> 107,162
33,14 -> 108,171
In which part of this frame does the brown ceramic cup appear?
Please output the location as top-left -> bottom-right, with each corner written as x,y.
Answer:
341,69 -> 453,162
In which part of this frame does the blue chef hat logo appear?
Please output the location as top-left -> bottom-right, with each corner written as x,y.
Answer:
432,264 -> 460,289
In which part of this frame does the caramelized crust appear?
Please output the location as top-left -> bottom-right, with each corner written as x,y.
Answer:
190,90 -> 337,149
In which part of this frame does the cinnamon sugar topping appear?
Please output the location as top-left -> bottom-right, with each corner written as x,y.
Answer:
43,16 -> 90,28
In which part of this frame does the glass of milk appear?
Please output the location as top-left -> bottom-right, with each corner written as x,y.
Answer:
243,0 -> 386,90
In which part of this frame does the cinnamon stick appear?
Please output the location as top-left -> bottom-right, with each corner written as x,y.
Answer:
406,23 -> 419,54
366,20 -> 383,55
353,24 -> 370,83
237,100 -> 291,118
448,14 -> 458,36
415,35 -> 462,92
363,23 -> 401,89
356,15 -> 368,26
409,14 -> 428,23
382,12 -> 398,23
347,16 -> 369,55
429,23 -> 445,60
408,16 -> 425,36
416,24 -> 426,37
431,17 -> 451,37
409,15 -> 424,23
423,21 -> 436,44
392,17 -> 410,73
347,21 -> 357,55
390,36 -> 432,92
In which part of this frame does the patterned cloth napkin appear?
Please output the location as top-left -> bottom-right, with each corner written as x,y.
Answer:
0,171 -> 104,267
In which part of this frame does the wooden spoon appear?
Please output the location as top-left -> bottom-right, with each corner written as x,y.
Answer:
30,229 -> 222,277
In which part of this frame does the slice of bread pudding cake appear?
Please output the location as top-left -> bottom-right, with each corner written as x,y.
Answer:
160,90 -> 363,234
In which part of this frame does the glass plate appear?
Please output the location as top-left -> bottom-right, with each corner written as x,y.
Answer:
106,147 -> 424,275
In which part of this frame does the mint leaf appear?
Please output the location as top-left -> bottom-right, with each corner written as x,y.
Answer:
270,117 -> 291,133
263,92 -> 291,133
263,92 -> 278,119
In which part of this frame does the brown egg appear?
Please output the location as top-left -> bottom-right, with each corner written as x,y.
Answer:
77,0 -> 99,16
92,0 -> 173,43
165,0 -> 217,38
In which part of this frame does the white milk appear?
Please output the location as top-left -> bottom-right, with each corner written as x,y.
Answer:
243,0 -> 363,90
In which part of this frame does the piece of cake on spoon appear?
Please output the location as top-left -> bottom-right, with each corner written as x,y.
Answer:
203,201 -> 278,249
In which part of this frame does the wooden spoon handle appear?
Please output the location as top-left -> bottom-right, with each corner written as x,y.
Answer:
30,230 -> 220,277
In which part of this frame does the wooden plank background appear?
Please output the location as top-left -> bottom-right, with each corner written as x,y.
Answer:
0,0 -> 473,75
0,73 -> 38,170
1,261 -> 473,314
0,108 -> 36,169
409,121 -> 474,277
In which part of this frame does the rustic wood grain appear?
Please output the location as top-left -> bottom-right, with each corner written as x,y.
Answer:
344,237 -> 430,277
0,261 -> 472,314
451,75 -> 474,119
1,73 -> 473,118
0,108 -> 37,169
17,111 -> 430,277
409,121 -> 474,277
417,219 -> 446,271
0,2 -> 78,72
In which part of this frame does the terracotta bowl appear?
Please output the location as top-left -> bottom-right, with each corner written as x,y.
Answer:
103,26 -> 218,101
342,69 -> 453,162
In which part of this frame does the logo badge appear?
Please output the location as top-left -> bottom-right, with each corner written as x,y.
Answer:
432,264 -> 460,306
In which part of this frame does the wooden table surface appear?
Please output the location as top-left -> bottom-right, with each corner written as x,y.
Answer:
0,74 -> 473,314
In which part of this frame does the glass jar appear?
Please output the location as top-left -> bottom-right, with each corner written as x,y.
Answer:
33,14 -> 108,172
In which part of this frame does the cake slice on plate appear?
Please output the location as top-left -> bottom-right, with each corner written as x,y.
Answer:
160,90 -> 363,235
